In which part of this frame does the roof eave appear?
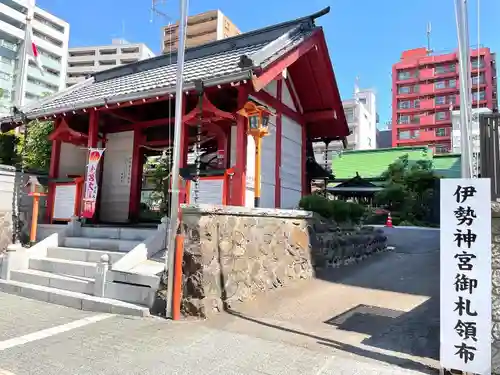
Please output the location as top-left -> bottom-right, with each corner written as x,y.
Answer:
3,70 -> 254,124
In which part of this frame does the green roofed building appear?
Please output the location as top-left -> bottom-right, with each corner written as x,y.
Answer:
330,146 -> 461,183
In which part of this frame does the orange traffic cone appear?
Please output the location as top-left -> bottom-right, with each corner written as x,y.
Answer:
385,212 -> 393,228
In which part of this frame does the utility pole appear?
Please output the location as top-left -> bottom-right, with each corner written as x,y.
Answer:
454,0 -> 473,178
165,0 -> 189,319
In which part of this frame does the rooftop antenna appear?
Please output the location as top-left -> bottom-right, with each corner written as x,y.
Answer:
150,0 -> 170,23
426,22 -> 433,54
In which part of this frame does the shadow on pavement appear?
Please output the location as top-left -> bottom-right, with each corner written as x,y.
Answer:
225,308 -> 438,374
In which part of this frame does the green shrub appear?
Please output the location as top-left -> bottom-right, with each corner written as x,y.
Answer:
298,195 -> 365,224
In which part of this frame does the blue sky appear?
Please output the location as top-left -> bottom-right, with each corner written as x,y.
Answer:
38,0 -> 500,128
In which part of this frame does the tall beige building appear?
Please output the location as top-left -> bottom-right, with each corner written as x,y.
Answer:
162,10 -> 240,53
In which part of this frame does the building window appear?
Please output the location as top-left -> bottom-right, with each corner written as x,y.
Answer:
397,70 -> 415,80
435,144 -> 448,154
449,79 -> 457,88
435,80 -> 446,89
436,111 -> 447,121
0,39 -> 17,52
0,72 -> 12,81
413,99 -> 420,108
448,95 -> 456,104
32,29 -> 63,48
472,90 -> 486,101
412,130 -> 420,139
398,115 -> 410,124
435,128 -> 446,137
471,57 -> 485,69
472,74 -> 485,85
411,116 -> 420,124
435,64 -> 456,74
344,108 -> 354,122
398,100 -> 411,109
398,130 -> 411,140
34,13 -> 65,33
435,96 -> 446,105
398,86 -> 411,94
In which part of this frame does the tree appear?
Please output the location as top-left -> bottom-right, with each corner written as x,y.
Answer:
19,120 -> 53,172
374,154 -> 439,224
0,131 -> 20,166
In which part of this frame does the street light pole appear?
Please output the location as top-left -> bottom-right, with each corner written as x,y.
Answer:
165,0 -> 189,319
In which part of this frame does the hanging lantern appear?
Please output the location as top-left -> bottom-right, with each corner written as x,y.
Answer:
237,100 -> 272,137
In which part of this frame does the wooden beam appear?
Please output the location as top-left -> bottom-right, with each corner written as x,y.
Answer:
251,30 -> 320,93
251,89 -> 304,126
104,108 -> 143,123
304,110 -> 335,123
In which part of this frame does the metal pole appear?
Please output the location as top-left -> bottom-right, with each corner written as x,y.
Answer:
455,0 -> 472,178
16,0 -> 34,110
165,0 -> 189,319
461,0 -> 474,177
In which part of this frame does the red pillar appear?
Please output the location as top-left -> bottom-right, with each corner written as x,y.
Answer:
234,87 -> 248,206
180,94 -> 188,168
45,118 -> 61,223
129,127 -> 142,222
275,80 -> 283,208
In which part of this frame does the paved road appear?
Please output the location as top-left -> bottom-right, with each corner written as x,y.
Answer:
0,227 -> 440,375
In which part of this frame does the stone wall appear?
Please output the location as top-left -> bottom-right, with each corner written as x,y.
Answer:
491,202 -> 500,373
179,204 -> 387,317
0,165 -> 47,252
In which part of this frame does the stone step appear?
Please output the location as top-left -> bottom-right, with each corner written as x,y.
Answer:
29,257 -> 96,278
47,246 -> 125,264
0,279 -> 150,317
10,269 -> 94,295
63,237 -> 141,251
80,227 -> 157,241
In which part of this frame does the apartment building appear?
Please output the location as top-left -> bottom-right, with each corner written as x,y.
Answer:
314,88 -> 378,168
162,10 -> 240,53
0,0 -> 69,116
66,39 -> 155,87
392,47 -> 497,153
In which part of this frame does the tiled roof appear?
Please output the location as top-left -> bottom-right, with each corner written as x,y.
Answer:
331,146 -> 432,180
1,8 -> 330,124
433,153 -> 461,178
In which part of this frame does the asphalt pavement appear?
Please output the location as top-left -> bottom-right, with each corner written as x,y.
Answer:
0,227 -> 440,375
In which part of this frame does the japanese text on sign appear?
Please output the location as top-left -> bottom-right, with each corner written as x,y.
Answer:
440,178 -> 491,374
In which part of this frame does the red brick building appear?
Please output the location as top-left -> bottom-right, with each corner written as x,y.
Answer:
392,47 -> 497,153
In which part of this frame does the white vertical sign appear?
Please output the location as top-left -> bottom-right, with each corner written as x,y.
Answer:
440,178 -> 491,374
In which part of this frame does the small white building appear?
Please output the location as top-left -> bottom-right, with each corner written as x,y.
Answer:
66,39 -> 155,88
313,87 -> 378,168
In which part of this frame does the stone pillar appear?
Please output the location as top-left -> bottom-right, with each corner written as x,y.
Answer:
491,202 -> 500,373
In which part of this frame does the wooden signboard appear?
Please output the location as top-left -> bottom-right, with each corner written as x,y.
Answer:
52,180 -> 82,222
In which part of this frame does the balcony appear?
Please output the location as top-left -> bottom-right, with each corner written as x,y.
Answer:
419,99 -> 435,110
420,83 -> 435,95
419,115 -> 436,126
419,68 -> 434,80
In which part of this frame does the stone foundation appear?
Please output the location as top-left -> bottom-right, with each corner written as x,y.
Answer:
179,204 -> 387,318
491,202 -> 500,373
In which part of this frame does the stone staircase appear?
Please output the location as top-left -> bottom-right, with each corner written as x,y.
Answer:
0,226 -> 164,317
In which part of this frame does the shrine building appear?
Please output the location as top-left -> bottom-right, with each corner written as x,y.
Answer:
0,7 -> 349,225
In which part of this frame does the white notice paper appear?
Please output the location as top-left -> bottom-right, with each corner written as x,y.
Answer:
53,184 -> 77,220
440,178 -> 491,374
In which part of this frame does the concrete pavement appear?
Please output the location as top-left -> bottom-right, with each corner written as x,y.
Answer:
0,227 -> 440,375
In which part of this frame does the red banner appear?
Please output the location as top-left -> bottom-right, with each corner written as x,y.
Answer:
82,148 -> 105,218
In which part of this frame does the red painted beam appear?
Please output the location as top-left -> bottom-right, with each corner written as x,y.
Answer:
46,118 -> 61,223
274,79 -> 283,208
103,117 -> 175,133
251,89 -> 304,126
252,30 -> 320,93
103,108 -> 143,123
304,109 -> 335,123
234,86 -> 249,206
